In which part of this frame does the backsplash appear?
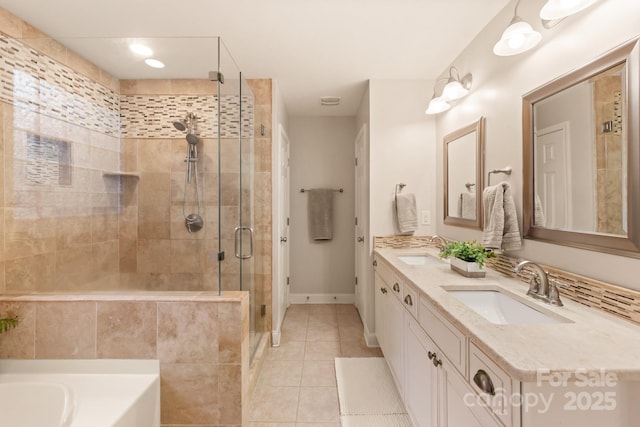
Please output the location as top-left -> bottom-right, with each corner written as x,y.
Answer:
374,235 -> 640,327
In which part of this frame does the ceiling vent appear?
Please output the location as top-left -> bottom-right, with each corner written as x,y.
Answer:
320,96 -> 341,106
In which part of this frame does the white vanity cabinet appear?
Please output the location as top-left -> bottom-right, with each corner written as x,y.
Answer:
374,261 -> 406,396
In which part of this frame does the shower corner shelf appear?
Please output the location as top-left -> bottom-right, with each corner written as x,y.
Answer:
103,171 -> 140,179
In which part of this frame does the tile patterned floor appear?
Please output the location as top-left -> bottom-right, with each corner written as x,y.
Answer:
249,304 -> 382,427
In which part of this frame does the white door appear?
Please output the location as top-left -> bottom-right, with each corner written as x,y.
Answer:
534,123 -> 571,229
354,125 -> 367,313
279,125 -> 291,314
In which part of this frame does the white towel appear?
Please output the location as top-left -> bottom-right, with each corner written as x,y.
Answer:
395,193 -> 417,234
482,182 -> 521,251
459,192 -> 476,220
307,189 -> 334,240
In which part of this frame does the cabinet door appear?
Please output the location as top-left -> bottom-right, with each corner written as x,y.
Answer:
374,271 -> 387,351
405,315 -> 438,427
439,357 -> 502,427
385,290 -> 405,397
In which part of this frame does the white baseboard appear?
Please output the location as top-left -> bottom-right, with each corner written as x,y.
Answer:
288,293 -> 355,305
364,323 -> 379,347
271,330 -> 281,347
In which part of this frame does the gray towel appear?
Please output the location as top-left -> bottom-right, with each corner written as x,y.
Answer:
482,182 -> 521,251
395,192 -> 417,234
308,189 -> 334,240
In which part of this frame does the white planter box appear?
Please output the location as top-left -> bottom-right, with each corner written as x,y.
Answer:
450,257 -> 485,278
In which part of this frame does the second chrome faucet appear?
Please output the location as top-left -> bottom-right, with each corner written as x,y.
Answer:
514,260 -> 564,306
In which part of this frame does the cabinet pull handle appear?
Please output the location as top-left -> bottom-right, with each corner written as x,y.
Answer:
380,287 -> 388,294
473,369 -> 496,396
404,294 -> 413,306
393,283 -> 400,292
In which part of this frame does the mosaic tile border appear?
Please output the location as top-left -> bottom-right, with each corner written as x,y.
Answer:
374,235 -> 640,327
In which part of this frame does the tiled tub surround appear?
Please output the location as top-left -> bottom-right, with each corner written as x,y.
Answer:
374,236 -> 640,327
0,292 -> 250,427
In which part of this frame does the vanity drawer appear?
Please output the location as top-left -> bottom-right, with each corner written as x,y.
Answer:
391,273 -> 404,301
402,282 -> 418,319
468,341 -> 513,427
375,257 -> 393,286
418,296 -> 467,376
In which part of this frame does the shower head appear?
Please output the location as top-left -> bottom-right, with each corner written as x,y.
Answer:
186,133 -> 200,145
173,119 -> 187,132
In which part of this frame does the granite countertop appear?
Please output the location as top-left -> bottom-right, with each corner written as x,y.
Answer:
374,247 -> 640,382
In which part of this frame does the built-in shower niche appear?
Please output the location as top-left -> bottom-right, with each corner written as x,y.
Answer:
25,133 -> 72,186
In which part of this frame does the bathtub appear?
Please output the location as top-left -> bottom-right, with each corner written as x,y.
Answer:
0,359 -> 160,427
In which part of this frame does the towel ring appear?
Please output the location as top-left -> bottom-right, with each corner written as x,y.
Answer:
487,167 -> 512,186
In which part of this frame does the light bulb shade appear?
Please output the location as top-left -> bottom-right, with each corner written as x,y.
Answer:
425,96 -> 451,115
540,0 -> 598,20
442,80 -> 469,101
493,20 -> 542,56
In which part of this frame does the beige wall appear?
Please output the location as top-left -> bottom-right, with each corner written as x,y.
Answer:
435,0 -> 640,290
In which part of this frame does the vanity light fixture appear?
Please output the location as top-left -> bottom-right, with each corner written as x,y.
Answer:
425,78 -> 451,115
540,0 -> 598,20
493,0 -> 542,56
442,67 -> 473,101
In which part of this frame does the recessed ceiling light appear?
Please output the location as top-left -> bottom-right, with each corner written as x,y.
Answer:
144,58 -> 165,69
129,43 -> 153,57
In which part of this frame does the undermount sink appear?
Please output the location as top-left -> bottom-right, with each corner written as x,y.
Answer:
446,288 -> 572,325
398,255 -> 443,266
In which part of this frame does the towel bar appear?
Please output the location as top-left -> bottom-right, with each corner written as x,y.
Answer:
300,188 -> 343,193
487,167 -> 512,186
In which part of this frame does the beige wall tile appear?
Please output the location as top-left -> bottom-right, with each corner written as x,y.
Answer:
4,210 -> 57,260
218,363 -> 243,425
139,172 -> 171,205
218,302 -> 242,364
92,213 -> 118,243
119,80 -> 138,95
56,246 -> 93,290
138,204 -> 170,239
160,363 -> 219,425
157,302 -> 219,363
0,7 -> 24,38
5,253 -> 56,292
138,239 -> 171,273
220,173 -> 240,206
0,301 -> 35,358
119,237 -> 137,273
139,139 -> 173,172
35,301 -> 97,358
97,301 -> 157,358
92,240 -> 119,276
170,239 -> 204,273
121,139 -> 139,172
134,79 -> 172,95
23,37 -> 68,64
247,79 -> 272,105
66,49 -> 101,82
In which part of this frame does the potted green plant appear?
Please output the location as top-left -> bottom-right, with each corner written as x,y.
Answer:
439,240 -> 495,278
0,316 -> 18,334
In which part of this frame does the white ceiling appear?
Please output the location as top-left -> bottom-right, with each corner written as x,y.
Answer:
0,0 -> 509,116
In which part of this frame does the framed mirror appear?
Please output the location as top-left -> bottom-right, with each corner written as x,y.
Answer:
443,117 -> 485,229
523,39 -> 640,257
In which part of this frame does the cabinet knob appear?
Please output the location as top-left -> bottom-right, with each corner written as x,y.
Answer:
404,294 -> 413,306
432,357 -> 442,367
393,283 -> 400,292
380,287 -> 388,294
373,260 -> 377,267
357,236 -> 365,243
428,351 -> 436,360
473,369 -> 496,396
280,236 -> 287,243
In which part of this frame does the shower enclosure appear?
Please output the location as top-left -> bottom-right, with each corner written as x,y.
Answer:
0,33 -> 268,357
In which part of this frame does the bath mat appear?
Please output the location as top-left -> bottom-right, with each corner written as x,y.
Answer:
334,357 -> 406,416
340,414 -> 413,427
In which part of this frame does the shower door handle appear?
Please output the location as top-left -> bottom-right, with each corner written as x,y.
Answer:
234,226 -> 254,260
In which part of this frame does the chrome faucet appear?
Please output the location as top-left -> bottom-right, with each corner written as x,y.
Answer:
428,235 -> 447,251
514,260 -> 563,306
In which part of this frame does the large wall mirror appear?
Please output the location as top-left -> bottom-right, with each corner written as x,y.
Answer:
444,117 -> 485,229
523,39 -> 640,257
